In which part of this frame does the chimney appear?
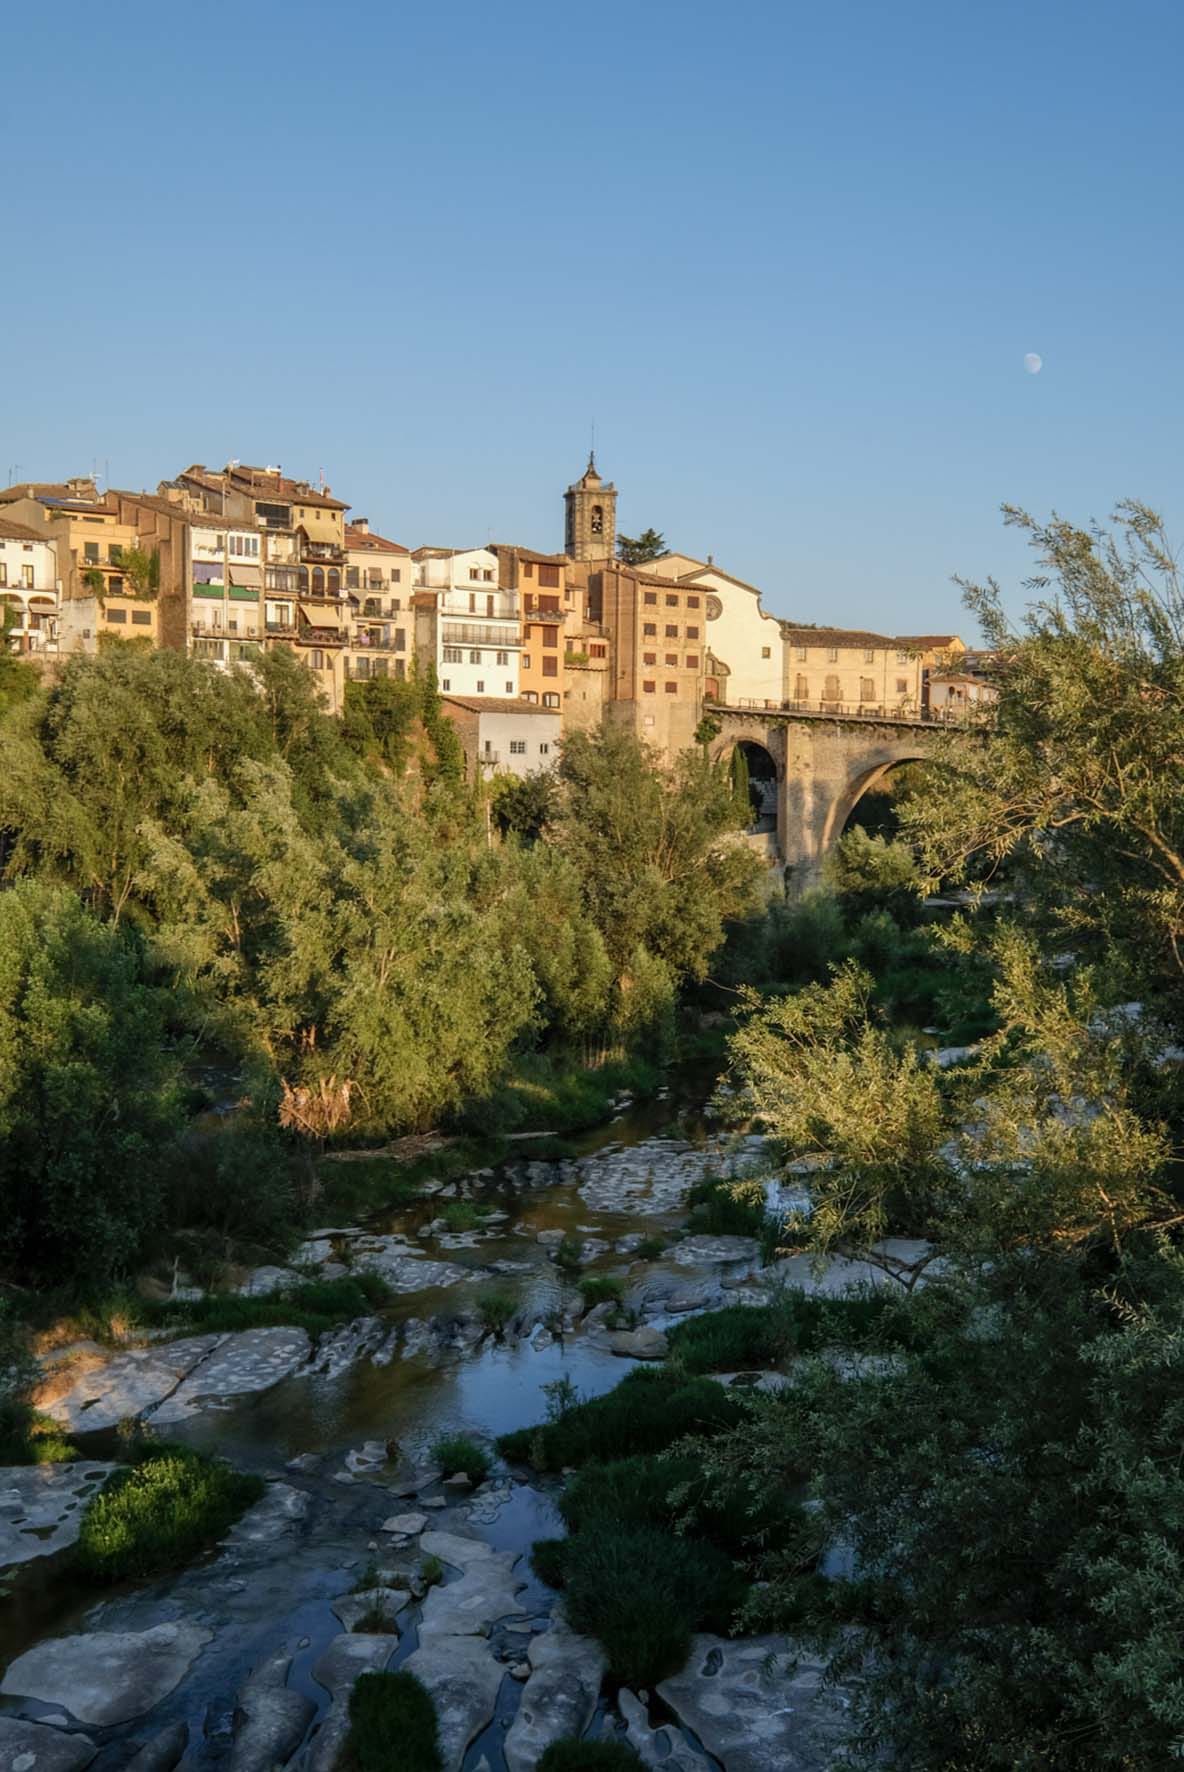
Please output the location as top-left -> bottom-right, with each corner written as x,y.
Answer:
353,517 -> 370,535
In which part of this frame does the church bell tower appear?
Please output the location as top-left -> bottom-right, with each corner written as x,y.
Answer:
564,453 -> 617,561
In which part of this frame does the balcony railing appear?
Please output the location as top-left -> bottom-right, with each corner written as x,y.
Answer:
352,635 -> 406,653
296,626 -> 346,648
301,541 -> 345,562
441,622 -> 522,648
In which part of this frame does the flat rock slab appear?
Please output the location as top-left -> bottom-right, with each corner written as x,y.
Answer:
122,1721 -> 189,1772
152,1328 -> 311,1423
419,1529 -> 495,1570
235,1265 -> 301,1297
383,1511 -> 428,1535
658,1634 -> 844,1772
0,1717 -> 96,1772
310,1633 -> 395,1699
351,1244 -> 472,1293
504,1617 -> 605,1772
37,1337 -> 221,1434
402,1636 -> 505,1772
329,1587 -> 409,1632
0,1462 -> 116,1569
671,1235 -> 760,1268
227,1681 -> 314,1772
418,1552 -> 526,1638
2,1623 -> 212,1727
617,1688 -> 709,1772
224,1482 -> 310,1547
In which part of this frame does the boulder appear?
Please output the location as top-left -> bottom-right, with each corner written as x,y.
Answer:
122,1721 -> 189,1772
1,1623 -> 212,1727
0,1717 -> 96,1772
329,1587 -> 409,1632
401,1636 -> 506,1772
310,1633 -> 394,1699
235,1265 -> 301,1297
503,1616 -> 606,1772
227,1663 -> 314,1772
657,1634 -> 844,1772
608,1326 -> 668,1360
617,1689 -> 709,1772
224,1482 -> 310,1547
382,1511 -> 428,1535
671,1235 -> 759,1268
418,1552 -> 526,1638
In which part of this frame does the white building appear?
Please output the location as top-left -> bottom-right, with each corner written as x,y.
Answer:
412,547 -> 520,699
644,551 -> 784,708
0,518 -> 59,656
441,695 -> 561,781
188,517 -> 265,671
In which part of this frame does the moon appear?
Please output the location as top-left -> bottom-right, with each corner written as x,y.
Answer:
1024,352 -> 1043,375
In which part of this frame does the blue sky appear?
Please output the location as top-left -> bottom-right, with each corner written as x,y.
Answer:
4,0 -> 1181,635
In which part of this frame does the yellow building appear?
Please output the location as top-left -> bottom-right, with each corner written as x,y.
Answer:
0,487 -> 157,654
782,626 -> 923,716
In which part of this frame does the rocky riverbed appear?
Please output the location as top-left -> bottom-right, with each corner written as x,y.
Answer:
2,1115 -> 894,1772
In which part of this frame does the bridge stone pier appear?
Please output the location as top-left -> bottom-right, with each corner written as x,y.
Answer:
713,707 -> 941,886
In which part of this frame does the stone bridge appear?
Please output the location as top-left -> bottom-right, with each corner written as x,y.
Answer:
712,703 -> 979,884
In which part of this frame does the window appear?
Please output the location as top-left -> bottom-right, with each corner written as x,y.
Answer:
863,648 -> 875,664
664,682 -> 677,694
510,740 -> 526,755
312,567 -> 324,592
486,594 -> 494,616
896,650 -> 908,664
84,542 -> 99,563
522,654 -> 532,669
483,569 -> 493,582
539,742 -> 550,755
795,674 -> 808,699
391,569 -> 401,583
796,646 -> 807,661
665,624 -> 678,638
395,629 -> 406,651
827,647 -> 839,663
686,654 -> 699,669
824,673 -> 841,701
523,561 -> 535,578
643,591 -> 657,605
109,543 -> 123,563
896,677 -> 908,694
505,681 -> 514,693
761,646 -> 771,659
543,629 -> 558,649
642,623 -> 656,637
132,610 -> 152,626
21,565 -> 34,588
522,690 -> 538,703
643,651 -> 657,665
0,565 -> 6,587
590,643 -> 606,658
469,649 -> 482,664
643,680 -> 656,694
665,594 -> 678,607
311,650 -> 325,670
476,679 -> 485,692
542,657 -> 558,677
590,505 -> 603,535
665,653 -> 677,666
470,568 -> 480,580
860,677 -> 875,700
109,576 -> 124,595
685,626 -> 699,640
543,692 -> 559,708
347,567 -> 360,589
444,646 -> 462,663
686,596 -> 700,609
469,592 -> 477,612
106,607 -> 127,623
442,679 -> 451,690
538,564 -> 559,588
496,650 -> 509,666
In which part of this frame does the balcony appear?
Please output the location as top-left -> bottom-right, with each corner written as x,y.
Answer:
295,625 -> 346,648
353,634 -> 405,653
441,622 -> 522,648
266,618 -> 296,634
301,540 -> 345,563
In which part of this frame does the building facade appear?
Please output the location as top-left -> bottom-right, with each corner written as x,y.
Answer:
0,519 -> 59,656
412,547 -> 520,699
441,695 -> 562,781
344,520 -> 411,685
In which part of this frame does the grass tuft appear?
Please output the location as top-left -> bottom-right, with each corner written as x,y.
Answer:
537,1744 -> 644,1772
431,1432 -> 490,1485
76,1443 -> 263,1581
577,1275 -> 624,1309
496,1368 -> 745,1472
344,1670 -> 442,1772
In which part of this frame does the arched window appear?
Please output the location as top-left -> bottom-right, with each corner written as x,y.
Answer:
298,567 -> 309,591
312,567 -> 325,593
590,505 -> 603,535
327,569 -> 340,594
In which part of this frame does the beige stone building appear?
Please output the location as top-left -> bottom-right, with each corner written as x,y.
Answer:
344,520 -> 411,684
644,551 -> 784,708
564,455 -> 616,561
782,626 -> 922,716
1,485 -> 162,654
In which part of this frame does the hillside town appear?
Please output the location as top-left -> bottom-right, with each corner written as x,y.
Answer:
0,455 -> 995,782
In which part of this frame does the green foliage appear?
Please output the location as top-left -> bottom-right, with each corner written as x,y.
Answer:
0,1303 -> 76,1464
76,1444 -> 263,1580
497,1368 -> 745,1471
555,1233 -> 584,1274
148,1274 -> 390,1337
490,769 -> 557,842
616,527 -> 666,565
344,1670 -> 443,1772
728,744 -> 751,821
419,1552 -> 444,1588
537,1742 -> 643,1771
476,1286 -> 518,1335
577,1275 -> 624,1309
431,1433 -> 490,1485
0,880 -> 180,1287
340,675 -> 420,772
529,1536 -> 569,1588
561,1523 -> 746,1685
634,1237 -> 666,1261
685,1174 -> 778,1251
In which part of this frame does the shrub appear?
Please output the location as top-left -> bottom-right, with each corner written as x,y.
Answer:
578,1275 -> 623,1309
345,1670 -> 442,1772
419,1553 -> 444,1589
0,1306 -> 76,1465
537,1743 -> 643,1772
562,1523 -> 746,1686
686,1175 -> 776,1246
496,1368 -> 746,1472
555,1233 -> 584,1274
76,1445 -> 264,1580
147,1274 -> 391,1338
442,1200 -> 480,1231
432,1433 -> 490,1485
634,1238 -> 666,1262
352,1596 -> 400,1634
530,1536 -> 569,1588
476,1286 -> 517,1336
667,1292 -> 903,1376
559,1453 -> 808,1559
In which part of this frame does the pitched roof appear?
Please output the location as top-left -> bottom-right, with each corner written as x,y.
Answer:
0,516 -> 50,542
782,625 -> 900,647
441,695 -> 560,717
0,480 -> 98,504
346,524 -> 409,554
895,634 -> 963,649
488,543 -> 568,566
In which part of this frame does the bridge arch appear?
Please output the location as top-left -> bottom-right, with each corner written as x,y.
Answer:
819,746 -> 929,855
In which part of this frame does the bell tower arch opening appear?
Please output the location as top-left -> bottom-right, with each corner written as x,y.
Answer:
564,453 -> 617,561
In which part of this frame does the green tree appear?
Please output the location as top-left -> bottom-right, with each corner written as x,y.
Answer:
489,769 -> 558,843
823,826 -> 923,923
0,880 -> 179,1286
616,528 -> 666,566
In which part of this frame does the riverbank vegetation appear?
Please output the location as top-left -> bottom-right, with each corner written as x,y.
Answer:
75,1441 -> 263,1580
